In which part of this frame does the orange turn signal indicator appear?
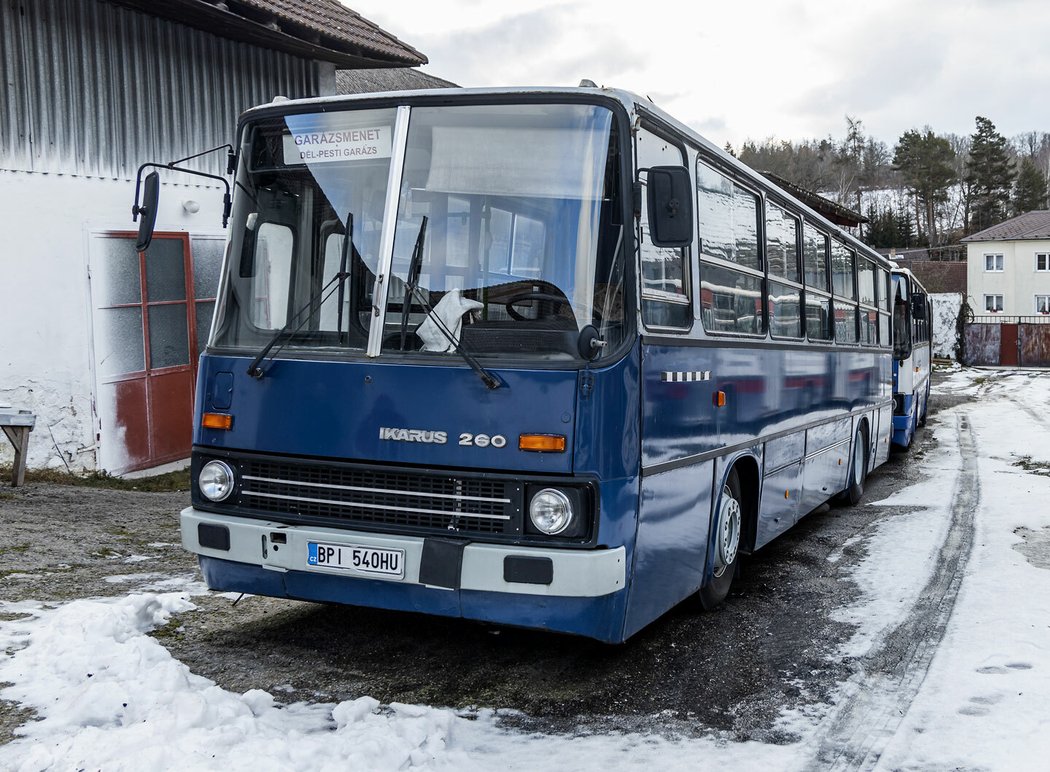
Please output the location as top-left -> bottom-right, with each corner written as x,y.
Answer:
713,390 -> 727,408
519,434 -> 567,453
202,412 -> 233,430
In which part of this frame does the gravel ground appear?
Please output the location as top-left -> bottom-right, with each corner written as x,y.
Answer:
0,374 -> 965,745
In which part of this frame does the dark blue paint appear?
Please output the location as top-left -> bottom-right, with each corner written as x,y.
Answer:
640,344 -> 890,469
893,393 -> 916,448
198,355 -> 579,474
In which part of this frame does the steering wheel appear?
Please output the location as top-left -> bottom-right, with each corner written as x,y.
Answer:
504,291 -> 573,321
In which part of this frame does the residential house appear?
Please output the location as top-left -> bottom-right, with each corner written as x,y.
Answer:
962,211 -> 1050,316
0,0 -> 428,475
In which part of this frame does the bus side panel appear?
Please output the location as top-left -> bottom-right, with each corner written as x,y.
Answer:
624,462 -> 714,638
874,403 -> 892,466
574,347 -> 643,550
756,433 -> 805,547
799,417 -> 852,515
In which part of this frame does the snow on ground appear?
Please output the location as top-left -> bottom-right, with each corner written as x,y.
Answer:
876,373 -> 1050,770
1,367 -> 1049,770
0,590 -> 804,771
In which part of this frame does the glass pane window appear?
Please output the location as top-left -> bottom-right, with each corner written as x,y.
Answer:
859,308 -> 878,344
766,202 -> 800,282
803,225 -> 829,291
1037,254 -> 1049,272
831,241 -> 855,299
148,304 -> 190,369
857,259 -> 876,305
144,238 -> 187,302
639,128 -> 690,328
191,237 -> 225,300
768,280 -> 802,338
878,311 -> 890,347
836,302 -> 858,342
386,102 -> 627,354
700,263 -> 763,334
985,253 -> 1004,272
696,161 -> 760,272
217,106 -> 398,353
96,239 -> 142,306
95,307 -> 145,377
806,294 -> 832,341
876,266 -> 891,312
984,294 -> 1003,312
1037,295 -> 1050,314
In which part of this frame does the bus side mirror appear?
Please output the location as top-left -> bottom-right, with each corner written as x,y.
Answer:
645,166 -> 693,248
911,293 -> 927,320
134,171 -> 160,252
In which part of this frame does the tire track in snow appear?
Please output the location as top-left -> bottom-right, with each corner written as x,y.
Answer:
808,411 -> 979,771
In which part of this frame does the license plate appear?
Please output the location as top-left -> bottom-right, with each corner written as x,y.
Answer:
307,542 -> 405,579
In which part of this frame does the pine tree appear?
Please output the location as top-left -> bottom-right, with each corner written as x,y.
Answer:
893,129 -> 956,246
1012,156 -> 1048,214
966,116 -> 1015,233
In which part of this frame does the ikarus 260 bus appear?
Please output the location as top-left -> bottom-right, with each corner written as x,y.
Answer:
135,87 -> 895,643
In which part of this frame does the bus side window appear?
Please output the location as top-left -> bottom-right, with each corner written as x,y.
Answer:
696,159 -> 764,335
637,127 -> 691,329
803,224 -> 833,341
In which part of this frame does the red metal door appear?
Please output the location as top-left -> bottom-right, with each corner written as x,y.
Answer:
1000,323 -> 1019,366
95,233 -> 198,473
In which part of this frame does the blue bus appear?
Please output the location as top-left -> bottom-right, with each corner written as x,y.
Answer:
152,88 -> 894,643
890,267 -> 931,448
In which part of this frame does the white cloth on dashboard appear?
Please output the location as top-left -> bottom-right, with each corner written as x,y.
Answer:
417,288 -> 484,352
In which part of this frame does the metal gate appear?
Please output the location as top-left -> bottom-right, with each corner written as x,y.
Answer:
963,317 -> 1050,367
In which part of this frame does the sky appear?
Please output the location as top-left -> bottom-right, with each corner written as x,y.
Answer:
2,367 -> 1050,769
345,0 -> 1050,150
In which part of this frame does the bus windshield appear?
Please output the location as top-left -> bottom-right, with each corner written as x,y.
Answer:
212,102 -> 626,363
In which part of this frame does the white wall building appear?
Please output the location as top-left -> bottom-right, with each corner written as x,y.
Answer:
0,0 -> 426,475
963,211 -> 1050,317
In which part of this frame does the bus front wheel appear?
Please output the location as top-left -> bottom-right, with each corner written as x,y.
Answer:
699,468 -> 742,610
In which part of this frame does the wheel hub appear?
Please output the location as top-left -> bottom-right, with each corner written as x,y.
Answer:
714,487 -> 741,576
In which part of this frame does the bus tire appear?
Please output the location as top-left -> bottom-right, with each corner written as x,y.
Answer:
918,382 -> 930,427
699,468 -> 742,610
837,424 -> 868,506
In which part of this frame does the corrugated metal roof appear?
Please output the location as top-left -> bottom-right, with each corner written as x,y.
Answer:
961,210 -> 1050,242
109,0 -> 427,67
336,68 -> 457,94
1,0 -> 319,179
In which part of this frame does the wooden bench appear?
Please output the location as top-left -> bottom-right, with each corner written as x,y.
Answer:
0,408 -> 35,487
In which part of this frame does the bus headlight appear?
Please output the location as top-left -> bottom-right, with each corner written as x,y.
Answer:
199,460 -> 235,502
529,488 -> 574,535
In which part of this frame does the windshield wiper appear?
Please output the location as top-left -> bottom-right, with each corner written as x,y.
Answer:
246,213 -> 354,379
336,212 -> 354,344
400,217 -> 500,390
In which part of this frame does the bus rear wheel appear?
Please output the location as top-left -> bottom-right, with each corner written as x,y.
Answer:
837,425 -> 868,506
699,468 -> 742,610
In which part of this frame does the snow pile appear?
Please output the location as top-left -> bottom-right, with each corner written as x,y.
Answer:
0,593 -> 473,771
0,592 -> 804,771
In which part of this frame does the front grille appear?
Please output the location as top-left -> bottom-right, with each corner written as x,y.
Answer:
233,457 -> 523,536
